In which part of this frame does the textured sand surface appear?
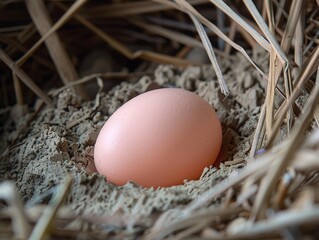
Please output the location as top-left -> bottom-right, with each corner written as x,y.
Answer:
0,49 -> 268,227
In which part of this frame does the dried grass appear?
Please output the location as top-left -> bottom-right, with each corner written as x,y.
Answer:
1,0 -> 319,239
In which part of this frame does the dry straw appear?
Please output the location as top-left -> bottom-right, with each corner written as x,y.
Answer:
0,0 -> 319,239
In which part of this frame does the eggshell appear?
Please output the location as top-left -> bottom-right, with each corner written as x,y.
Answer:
94,88 -> 222,188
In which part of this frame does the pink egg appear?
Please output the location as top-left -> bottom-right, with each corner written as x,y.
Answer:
94,88 -> 222,188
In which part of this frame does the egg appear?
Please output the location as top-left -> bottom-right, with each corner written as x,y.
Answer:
94,88 -> 222,188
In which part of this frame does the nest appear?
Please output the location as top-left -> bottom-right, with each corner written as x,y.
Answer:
1,1 -> 319,239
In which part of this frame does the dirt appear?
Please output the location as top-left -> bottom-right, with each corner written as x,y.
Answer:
0,48 -> 268,228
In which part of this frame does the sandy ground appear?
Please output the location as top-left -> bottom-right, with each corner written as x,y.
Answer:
0,48 -> 268,228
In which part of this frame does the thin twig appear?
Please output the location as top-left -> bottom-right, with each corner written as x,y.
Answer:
29,176 -> 73,240
0,49 -> 52,105
12,72 -> 23,105
178,3 -> 229,95
249,104 -> 266,159
264,0 -> 276,139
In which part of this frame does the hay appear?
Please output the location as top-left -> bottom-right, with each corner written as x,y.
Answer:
1,0 -> 319,239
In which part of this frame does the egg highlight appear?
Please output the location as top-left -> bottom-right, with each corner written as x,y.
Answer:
94,88 -> 222,188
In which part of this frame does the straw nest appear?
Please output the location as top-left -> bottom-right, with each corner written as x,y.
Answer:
1,1 -> 319,239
